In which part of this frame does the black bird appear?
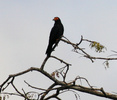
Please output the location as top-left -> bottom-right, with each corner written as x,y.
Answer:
46,17 -> 64,57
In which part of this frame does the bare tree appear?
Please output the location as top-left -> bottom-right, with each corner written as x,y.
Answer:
0,36 -> 117,100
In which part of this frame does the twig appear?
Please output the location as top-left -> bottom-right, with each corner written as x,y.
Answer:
75,76 -> 93,88
63,65 -> 69,82
40,83 -> 56,100
76,35 -> 83,46
24,80 -> 46,91
11,82 -> 28,99
51,56 -> 71,66
84,55 -> 117,60
1,77 -> 14,91
0,76 -> 12,92
61,37 -> 94,62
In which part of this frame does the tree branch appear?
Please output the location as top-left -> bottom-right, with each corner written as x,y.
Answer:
1,36 -> 117,100
71,85 -> 117,100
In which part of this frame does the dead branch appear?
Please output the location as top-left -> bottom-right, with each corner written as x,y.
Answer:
1,36 -> 117,100
71,85 -> 117,100
40,56 -> 49,70
0,66 -> 117,99
51,56 -> 71,66
51,65 -> 70,82
24,80 -> 46,91
61,36 -> 117,62
61,37 -> 94,62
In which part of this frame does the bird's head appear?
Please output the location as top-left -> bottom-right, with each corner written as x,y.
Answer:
53,17 -> 60,21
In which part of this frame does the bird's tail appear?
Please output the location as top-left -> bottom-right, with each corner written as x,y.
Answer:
46,44 -> 52,57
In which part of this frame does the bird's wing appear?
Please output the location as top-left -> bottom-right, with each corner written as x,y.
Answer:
49,25 -> 59,44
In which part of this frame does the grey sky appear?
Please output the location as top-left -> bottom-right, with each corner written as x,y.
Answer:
0,0 -> 117,100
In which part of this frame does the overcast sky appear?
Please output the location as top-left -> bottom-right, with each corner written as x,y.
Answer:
0,0 -> 117,100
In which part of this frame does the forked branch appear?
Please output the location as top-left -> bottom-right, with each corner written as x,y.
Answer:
1,36 -> 117,100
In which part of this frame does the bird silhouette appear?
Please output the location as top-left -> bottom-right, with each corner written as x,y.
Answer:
46,17 -> 64,57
